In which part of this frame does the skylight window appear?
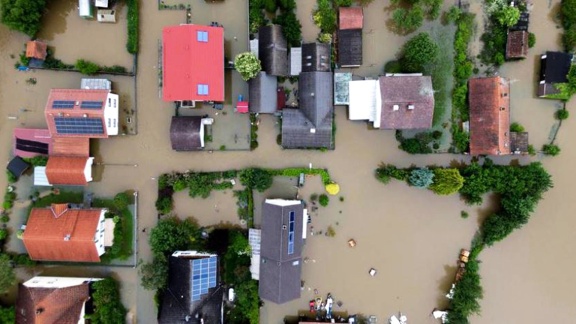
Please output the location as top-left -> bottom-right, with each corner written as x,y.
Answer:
197,84 -> 209,95
197,31 -> 208,43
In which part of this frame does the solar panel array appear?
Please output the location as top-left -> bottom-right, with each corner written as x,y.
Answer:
54,117 -> 105,135
191,256 -> 217,301
52,100 -> 75,109
288,211 -> 295,255
15,138 -> 49,155
80,101 -> 103,109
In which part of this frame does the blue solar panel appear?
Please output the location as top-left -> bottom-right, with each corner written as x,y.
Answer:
288,211 -> 295,254
80,101 -> 103,109
191,256 -> 217,301
52,100 -> 75,109
54,117 -> 105,135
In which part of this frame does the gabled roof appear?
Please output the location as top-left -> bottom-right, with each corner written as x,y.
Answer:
469,76 -> 511,156
281,72 -> 334,149
379,75 -> 434,129
339,7 -> 363,30
259,200 -> 304,304
7,156 -> 30,178
337,29 -> 362,67
45,156 -> 92,185
506,31 -> 529,59
51,137 -> 90,157
509,11 -> 529,32
162,24 -> 225,102
26,40 -> 47,60
259,25 -> 288,76
170,116 -> 203,151
249,72 -> 278,113
302,43 -> 331,73
539,51 -> 573,84
16,279 -> 92,323
23,207 -> 104,262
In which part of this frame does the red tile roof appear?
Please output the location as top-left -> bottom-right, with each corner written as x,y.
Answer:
506,31 -> 528,59
23,207 -> 104,262
51,137 -> 90,157
44,89 -> 110,138
45,156 -> 91,185
16,282 -> 91,323
162,25 -> 224,102
379,75 -> 435,129
469,77 -> 511,155
339,7 -> 363,30
26,40 -> 48,60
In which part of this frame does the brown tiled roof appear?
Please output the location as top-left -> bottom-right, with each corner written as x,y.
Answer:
23,207 -> 103,262
44,89 -> 110,138
16,282 -> 90,323
506,31 -> 528,59
51,137 -> 90,157
469,77 -> 511,156
339,7 -> 363,30
26,40 -> 48,60
379,75 -> 435,129
45,156 -> 90,185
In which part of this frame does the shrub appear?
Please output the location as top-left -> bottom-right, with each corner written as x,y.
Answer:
314,0 -> 337,33
263,0 -> 277,13
319,194 -> 329,207
527,144 -> 536,156
445,6 -> 462,23
235,52 -> 262,81
1,215 -> 8,223
384,60 -> 402,73
155,196 -> 172,214
239,168 -> 273,192
432,130 -> 443,139
274,11 -> 302,47
392,6 -> 425,34
76,59 -> 100,75
556,109 -> 569,120
409,168 -> 435,188
150,217 -> 202,255
326,225 -> 336,237
430,168 -> 465,195
528,32 -> 536,48
542,144 -> 561,156
375,164 -> 409,183
336,0 -> 353,6
461,210 -> 469,219
113,192 -> 130,210
494,6 -> 520,27
400,33 -> 439,73
0,254 -> 16,294
6,170 -> 17,183
310,193 -> 318,201
249,4 -> 266,34
126,0 -> 139,54
0,229 -> 7,241
510,122 -> 525,132
0,0 -> 46,36
88,278 -> 127,323
139,253 -> 169,290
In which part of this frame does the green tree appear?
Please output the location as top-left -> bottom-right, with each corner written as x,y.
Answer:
113,192 -> 130,211
139,254 -> 169,290
263,0 -> 277,13
76,59 -> 101,75
0,254 -> 16,294
392,6 -> 425,34
155,196 -> 173,214
273,11 -> 302,47
400,32 -> 439,72
495,6 -> 520,27
556,109 -> 569,120
445,6 -> 462,23
409,168 -> 435,188
510,122 -> 525,132
319,194 -> 329,207
430,168 -> 464,195
542,144 -> 561,156
239,168 -> 273,192
313,0 -> 337,33
0,0 -> 46,36
88,278 -> 127,323
528,32 -> 536,48
0,305 -> 15,324
230,280 -> 260,324
278,0 -> 297,10
149,217 -> 202,255
234,52 -> 262,81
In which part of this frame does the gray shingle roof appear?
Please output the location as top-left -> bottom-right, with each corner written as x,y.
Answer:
338,29 -> 362,67
259,25 -> 288,76
249,72 -> 278,113
259,200 -> 304,304
170,116 -> 203,151
379,75 -> 434,129
302,43 -> 331,72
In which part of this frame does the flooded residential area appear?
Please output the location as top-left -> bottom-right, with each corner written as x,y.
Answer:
0,0 -> 576,323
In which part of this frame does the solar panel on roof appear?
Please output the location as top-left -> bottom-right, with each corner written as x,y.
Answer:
15,138 -> 49,155
54,117 -> 105,135
52,100 -> 75,109
80,101 -> 103,109
191,256 -> 217,301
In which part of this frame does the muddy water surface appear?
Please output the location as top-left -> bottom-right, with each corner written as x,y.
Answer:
1,0 -> 576,323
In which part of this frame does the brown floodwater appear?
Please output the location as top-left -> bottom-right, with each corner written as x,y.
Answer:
1,0 -> 576,323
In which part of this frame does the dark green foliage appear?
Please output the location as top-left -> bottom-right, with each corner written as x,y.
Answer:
273,11 -> 302,48
446,258 -> 483,322
430,168 -> 465,195
76,59 -> 100,75
139,253 -> 169,290
249,0 -> 267,34
0,305 -> 15,323
23,155 -> 48,167
445,6 -> 462,23
542,144 -> 561,156
87,278 -> 127,323
392,6 -> 424,34
432,130 -> 443,139
234,189 -> 254,224
0,254 -> 15,294
319,194 -> 329,207
479,14 -> 508,65
556,109 -> 569,120
563,28 -> 576,51
0,229 -> 7,241
223,231 -> 251,284
336,0 -> 353,6
113,192 -> 130,210
375,164 -> 409,184
461,210 -> 469,219
310,193 -> 318,201
150,217 -> 202,255
278,0 -> 296,10
528,32 -> 536,48
126,0 -> 139,54
314,0 -> 337,33
155,196 -> 173,214
239,168 -> 273,192
11,253 -> 35,267
6,170 -> 17,183
0,0 -> 46,36
186,172 -> 233,198
425,0 -> 442,20
263,0 -> 277,13
409,168 -> 434,188
396,131 -> 434,154
509,122 -> 525,132
229,280 -> 260,324
527,144 -> 536,156
384,60 -> 402,73
400,32 -> 438,72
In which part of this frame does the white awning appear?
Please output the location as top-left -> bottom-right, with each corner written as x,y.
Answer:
248,229 -> 261,280
34,167 -> 51,187
348,80 -> 381,126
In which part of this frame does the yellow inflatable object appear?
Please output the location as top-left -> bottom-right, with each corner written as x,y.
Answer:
325,183 -> 340,195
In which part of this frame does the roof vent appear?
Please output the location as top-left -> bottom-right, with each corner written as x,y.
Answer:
310,128 -> 316,134
311,92 -> 315,97
64,234 -> 71,241
408,104 -> 415,110
75,101 -> 80,106
83,113 -> 88,118
393,105 -> 399,111
35,308 -> 44,315
57,112 -> 63,117
282,225 -> 287,230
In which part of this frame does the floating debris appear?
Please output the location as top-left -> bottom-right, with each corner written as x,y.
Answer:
369,268 -> 377,276
348,239 -> 356,247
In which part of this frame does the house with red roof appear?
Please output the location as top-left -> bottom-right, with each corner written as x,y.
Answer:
22,204 -> 108,262
162,24 -> 224,102
43,156 -> 94,186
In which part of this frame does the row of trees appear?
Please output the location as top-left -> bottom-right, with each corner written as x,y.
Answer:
377,164 -> 465,195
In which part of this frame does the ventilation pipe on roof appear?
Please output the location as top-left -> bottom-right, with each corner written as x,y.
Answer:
310,128 -> 316,134
408,104 -> 415,110
75,101 -> 80,106
393,105 -> 399,111
64,234 -> 71,241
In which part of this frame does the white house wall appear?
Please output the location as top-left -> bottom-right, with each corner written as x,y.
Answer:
104,93 -> 119,135
94,210 -> 107,257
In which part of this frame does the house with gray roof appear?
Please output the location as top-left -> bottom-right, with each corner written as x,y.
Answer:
302,42 -> 331,72
259,199 -> 305,304
249,72 -> 278,114
259,25 -> 288,76
281,72 -> 334,149
170,116 -> 213,151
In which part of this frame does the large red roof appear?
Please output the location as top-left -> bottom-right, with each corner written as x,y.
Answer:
162,24 -> 224,102
23,207 -> 103,262
45,156 -> 91,185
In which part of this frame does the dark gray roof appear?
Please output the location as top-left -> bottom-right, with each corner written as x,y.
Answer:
337,29 -> 362,67
170,116 -> 203,151
510,11 -> 529,32
249,72 -> 278,113
259,25 -> 288,76
302,43 -> 331,72
259,200 -> 304,304
510,132 -> 529,154
7,156 -> 30,178
281,72 -> 334,149
539,51 -> 573,84
158,255 -> 223,324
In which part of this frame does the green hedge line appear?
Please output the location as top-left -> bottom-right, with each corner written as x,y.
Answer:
126,0 -> 139,54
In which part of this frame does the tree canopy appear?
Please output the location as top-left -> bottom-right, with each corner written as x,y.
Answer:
494,6 -> 520,27
409,168 -> 434,188
234,52 -> 262,81
273,11 -> 302,47
139,253 -> 169,290
0,305 -> 15,323
0,254 -> 15,294
87,278 -> 127,323
430,168 -> 464,195
0,0 -> 46,36
400,32 -> 439,72
149,217 -> 202,255
239,168 -> 273,192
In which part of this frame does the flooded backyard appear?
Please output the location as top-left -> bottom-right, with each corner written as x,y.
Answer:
1,0 -> 576,323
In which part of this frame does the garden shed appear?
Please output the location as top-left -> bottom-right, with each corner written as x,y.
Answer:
7,156 -> 30,179
79,0 -> 93,19
249,72 -> 278,114
170,116 -> 208,151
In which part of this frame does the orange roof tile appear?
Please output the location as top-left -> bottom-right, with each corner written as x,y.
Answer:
23,208 -> 104,262
45,156 -> 91,186
506,31 -> 528,59
51,137 -> 90,157
50,204 -> 69,218
339,7 -> 363,30
469,77 -> 511,156
26,40 -> 48,60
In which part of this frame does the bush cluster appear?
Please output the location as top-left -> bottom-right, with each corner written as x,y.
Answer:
87,278 -> 127,323
126,0 -> 139,54
399,32 -> 439,73
319,194 -> 329,207
314,0 -> 337,34
390,0 -> 443,34
375,164 -> 409,184
76,59 -> 129,75
0,0 -> 46,36
561,0 -> 576,51
396,130 -> 436,154
239,168 -> 273,192
542,144 -> 561,156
